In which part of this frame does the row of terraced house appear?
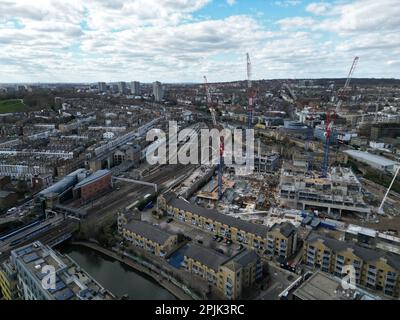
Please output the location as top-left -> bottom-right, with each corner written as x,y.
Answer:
158,192 -> 298,261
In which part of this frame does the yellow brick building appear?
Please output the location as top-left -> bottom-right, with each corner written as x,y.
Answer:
159,193 -> 298,260
0,261 -> 18,300
304,232 -> 400,298
266,222 -> 298,260
183,244 -> 262,299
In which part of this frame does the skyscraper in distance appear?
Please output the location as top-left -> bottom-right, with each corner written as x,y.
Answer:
153,81 -> 164,102
130,81 -> 140,95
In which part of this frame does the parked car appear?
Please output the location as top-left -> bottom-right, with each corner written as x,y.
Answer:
197,239 -> 203,244
166,218 -> 173,223
216,248 -> 225,254
226,239 -> 233,245
212,235 -> 218,241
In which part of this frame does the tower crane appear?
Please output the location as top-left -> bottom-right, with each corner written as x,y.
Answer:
204,76 -> 224,200
246,53 -> 256,129
336,56 -> 359,113
321,57 -> 359,177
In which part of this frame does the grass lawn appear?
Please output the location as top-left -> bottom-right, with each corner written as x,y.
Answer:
0,99 -> 26,113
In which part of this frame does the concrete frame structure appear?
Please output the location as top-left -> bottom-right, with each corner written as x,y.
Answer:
279,166 -> 370,217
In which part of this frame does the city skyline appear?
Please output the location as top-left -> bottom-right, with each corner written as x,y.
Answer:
0,0 -> 399,83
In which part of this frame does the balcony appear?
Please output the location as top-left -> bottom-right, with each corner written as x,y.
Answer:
386,272 -> 397,282
335,259 -> 344,267
307,253 -> 315,261
366,276 -> 376,285
367,270 -> 377,278
322,260 -> 330,267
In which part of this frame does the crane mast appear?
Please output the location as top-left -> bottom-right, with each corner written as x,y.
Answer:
204,75 -> 223,200
246,53 -> 255,129
321,57 -> 359,177
336,56 -> 359,113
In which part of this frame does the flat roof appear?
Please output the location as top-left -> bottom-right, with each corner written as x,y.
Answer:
293,271 -> 342,300
11,241 -> 113,300
346,224 -> 377,238
344,150 -> 396,167
293,271 -> 382,300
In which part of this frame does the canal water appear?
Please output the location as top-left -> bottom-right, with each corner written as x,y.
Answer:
58,244 -> 177,300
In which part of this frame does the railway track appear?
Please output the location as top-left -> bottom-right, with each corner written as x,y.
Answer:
83,164 -> 196,226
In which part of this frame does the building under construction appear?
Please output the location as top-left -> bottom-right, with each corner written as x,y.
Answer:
278,166 -> 371,218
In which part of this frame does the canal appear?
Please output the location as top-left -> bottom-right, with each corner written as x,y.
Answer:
58,244 -> 177,300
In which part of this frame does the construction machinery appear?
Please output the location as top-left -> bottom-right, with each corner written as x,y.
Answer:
321,57 -> 359,177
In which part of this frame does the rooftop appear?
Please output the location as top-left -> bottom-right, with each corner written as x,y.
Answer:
293,271 -> 381,300
307,232 -> 400,270
184,243 -> 229,271
74,169 -> 111,188
344,150 -> 397,167
166,193 -> 269,238
270,221 -> 297,238
11,241 -> 114,300
124,220 -> 175,245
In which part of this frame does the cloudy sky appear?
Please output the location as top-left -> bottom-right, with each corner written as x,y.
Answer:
0,0 -> 399,83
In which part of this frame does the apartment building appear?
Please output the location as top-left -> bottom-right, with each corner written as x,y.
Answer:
153,81 -> 164,102
121,220 -> 178,258
266,222 -> 298,260
183,244 -> 263,299
0,260 -> 18,300
158,193 -> 270,255
159,193 -> 298,260
304,232 -> 400,298
9,241 -> 114,300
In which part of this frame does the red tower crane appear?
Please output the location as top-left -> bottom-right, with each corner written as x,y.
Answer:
321,56 -> 359,177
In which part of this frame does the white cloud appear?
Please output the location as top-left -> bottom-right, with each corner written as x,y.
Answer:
276,17 -> 315,30
274,0 -> 302,8
226,0 -> 236,6
306,2 -> 334,15
0,0 -> 399,82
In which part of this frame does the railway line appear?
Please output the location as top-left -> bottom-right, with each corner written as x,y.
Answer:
83,163 -> 197,226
